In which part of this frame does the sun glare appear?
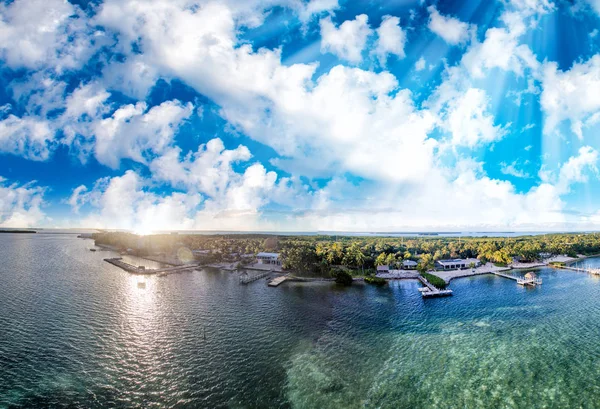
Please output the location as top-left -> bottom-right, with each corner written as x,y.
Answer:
133,226 -> 154,236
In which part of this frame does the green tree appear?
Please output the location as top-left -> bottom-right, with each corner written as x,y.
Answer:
417,253 -> 434,273
375,252 -> 388,266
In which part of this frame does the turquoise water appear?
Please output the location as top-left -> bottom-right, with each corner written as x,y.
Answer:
2,234 -> 600,408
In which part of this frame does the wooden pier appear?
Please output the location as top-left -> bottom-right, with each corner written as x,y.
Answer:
104,258 -> 199,275
267,275 -> 288,287
418,276 -> 453,297
493,271 -> 542,286
239,271 -> 271,284
563,266 -> 600,276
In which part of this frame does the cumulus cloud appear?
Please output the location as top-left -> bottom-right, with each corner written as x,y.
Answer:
2,0 -> 597,231
541,55 -> 600,139
62,89 -> 194,168
500,161 -> 531,178
0,177 -> 47,228
373,15 -> 406,65
92,100 -> 194,168
0,0 -> 104,71
319,14 -> 372,63
427,6 -> 471,45
286,147 -> 599,231
150,138 -> 253,195
0,114 -> 54,160
72,140 -> 297,231
444,88 -> 508,148
75,171 -> 201,232
460,13 -> 539,79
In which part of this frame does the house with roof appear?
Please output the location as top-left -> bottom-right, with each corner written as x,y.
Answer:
257,252 -> 281,266
435,258 -> 480,270
377,265 -> 390,274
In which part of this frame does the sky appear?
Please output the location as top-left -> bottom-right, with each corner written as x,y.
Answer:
3,0 -> 600,232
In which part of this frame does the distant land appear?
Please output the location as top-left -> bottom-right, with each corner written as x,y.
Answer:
0,230 -> 36,234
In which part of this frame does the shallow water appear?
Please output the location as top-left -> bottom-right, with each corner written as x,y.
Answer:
1,234 -> 600,408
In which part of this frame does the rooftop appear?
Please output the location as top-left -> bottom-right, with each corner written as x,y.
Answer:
257,252 -> 279,258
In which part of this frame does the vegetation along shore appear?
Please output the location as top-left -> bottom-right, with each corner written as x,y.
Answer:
91,232 -> 600,285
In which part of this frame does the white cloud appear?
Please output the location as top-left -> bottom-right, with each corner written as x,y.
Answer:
0,114 -> 54,160
460,16 -> 538,79
373,15 -> 406,65
319,14 -> 372,63
9,72 -> 67,117
94,100 -> 193,168
285,147 -> 598,231
7,0 -> 589,232
415,57 -> 426,71
298,0 -> 340,22
500,160 -> 531,178
76,171 -> 201,233
0,177 -> 47,228
0,0 -> 103,71
73,139 -> 297,231
67,185 -> 88,214
508,0 -> 555,15
150,138 -> 252,195
61,88 -> 194,168
555,146 -> 599,192
444,88 -> 507,148
427,6 -> 471,45
541,55 -> 600,139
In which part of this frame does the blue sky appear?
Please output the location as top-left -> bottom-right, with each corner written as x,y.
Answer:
2,0 -> 600,232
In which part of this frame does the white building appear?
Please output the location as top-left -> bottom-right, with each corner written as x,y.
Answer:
257,252 -> 281,266
435,258 -> 481,270
377,265 -> 390,273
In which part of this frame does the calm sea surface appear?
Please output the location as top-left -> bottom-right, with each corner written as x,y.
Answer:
2,234 -> 600,408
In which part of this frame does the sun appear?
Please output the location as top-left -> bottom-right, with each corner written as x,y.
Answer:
133,226 -> 154,236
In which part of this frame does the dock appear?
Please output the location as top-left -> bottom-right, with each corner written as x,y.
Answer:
239,271 -> 271,284
268,275 -> 288,287
418,276 -> 453,297
104,258 -> 199,275
563,266 -> 600,275
493,271 -> 542,286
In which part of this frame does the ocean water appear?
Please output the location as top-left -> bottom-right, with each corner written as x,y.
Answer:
1,234 -> 600,408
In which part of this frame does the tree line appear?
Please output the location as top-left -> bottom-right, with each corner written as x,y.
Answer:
93,232 -> 600,277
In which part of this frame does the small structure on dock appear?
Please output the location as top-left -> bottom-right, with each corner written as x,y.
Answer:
517,272 -> 542,286
494,271 -> 541,286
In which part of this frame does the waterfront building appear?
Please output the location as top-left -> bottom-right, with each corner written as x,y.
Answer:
257,252 -> 281,266
377,265 -> 390,273
435,258 -> 481,270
